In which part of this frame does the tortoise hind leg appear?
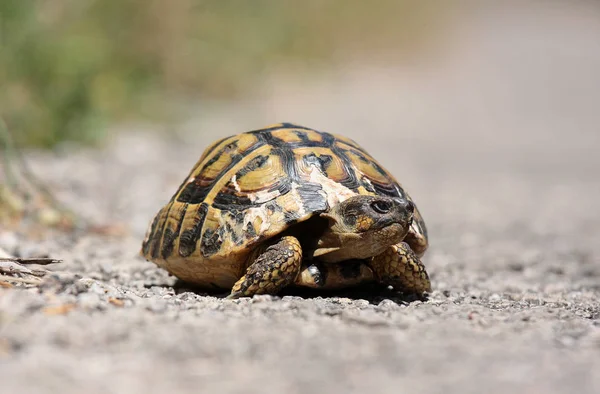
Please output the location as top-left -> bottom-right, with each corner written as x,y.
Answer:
227,236 -> 302,299
369,242 -> 431,294
296,260 -> 375,289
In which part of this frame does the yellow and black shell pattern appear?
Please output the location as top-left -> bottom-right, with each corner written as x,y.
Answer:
141,123 -> 427,289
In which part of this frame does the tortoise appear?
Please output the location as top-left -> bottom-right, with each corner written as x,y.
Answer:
141,123 -> 430,298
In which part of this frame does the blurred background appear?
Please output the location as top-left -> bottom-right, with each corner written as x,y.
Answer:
2,0 -> 599,156
1,0 -> 447,148
0,0 -> 592,149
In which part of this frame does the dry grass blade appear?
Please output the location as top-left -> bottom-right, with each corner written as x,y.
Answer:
0,118 -> 81,230
0,257 -> 63,266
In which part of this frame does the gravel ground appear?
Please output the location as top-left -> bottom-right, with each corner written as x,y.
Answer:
2,3 -> 600,394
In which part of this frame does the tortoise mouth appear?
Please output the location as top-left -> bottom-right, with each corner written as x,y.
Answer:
373,211 -> 413,232
377,222 -> 410,244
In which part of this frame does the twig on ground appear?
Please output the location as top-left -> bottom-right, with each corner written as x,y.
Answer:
0,257 -> 62,286
0,260 -> 48,277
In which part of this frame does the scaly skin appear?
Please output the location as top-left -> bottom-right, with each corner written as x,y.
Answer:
370,242 -> 431,293
228,236 -> 303,298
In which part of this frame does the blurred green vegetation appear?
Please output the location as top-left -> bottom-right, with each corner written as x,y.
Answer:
0,0 -> 443,148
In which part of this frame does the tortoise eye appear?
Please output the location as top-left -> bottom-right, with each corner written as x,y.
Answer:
371,200 -> 392,214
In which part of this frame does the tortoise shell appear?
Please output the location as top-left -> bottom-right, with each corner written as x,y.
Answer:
141,123 -> 427,289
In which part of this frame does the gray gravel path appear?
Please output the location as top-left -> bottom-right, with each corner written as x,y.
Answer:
2,3 -> 600,394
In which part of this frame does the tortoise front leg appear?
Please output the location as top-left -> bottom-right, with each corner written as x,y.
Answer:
369,242 -> 431,294
227,236 -> 303,299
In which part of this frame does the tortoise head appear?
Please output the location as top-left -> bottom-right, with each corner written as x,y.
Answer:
313,195 -> 414,263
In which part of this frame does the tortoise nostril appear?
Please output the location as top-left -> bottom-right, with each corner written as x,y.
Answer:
404,200 -> 415,214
